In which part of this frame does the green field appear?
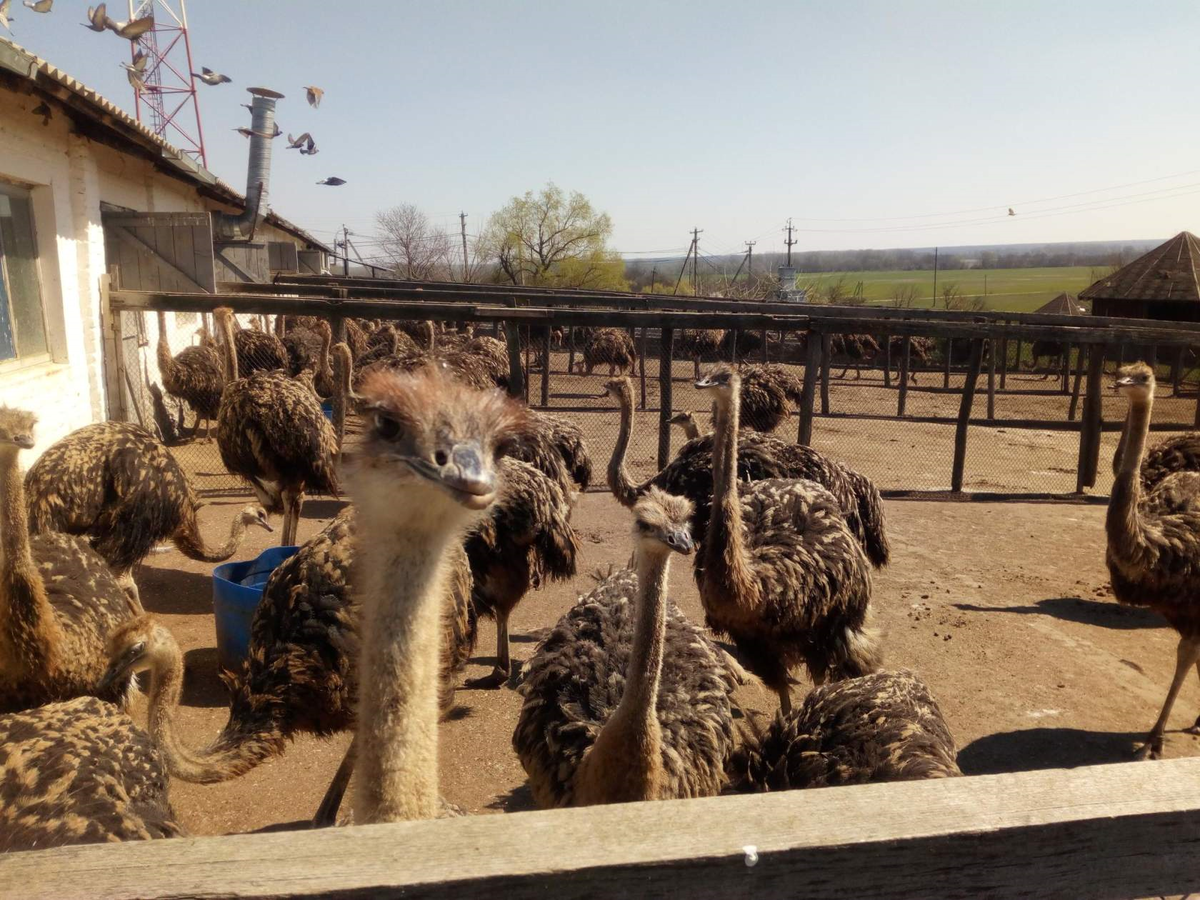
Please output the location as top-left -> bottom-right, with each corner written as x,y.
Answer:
797,266 -> 1098,313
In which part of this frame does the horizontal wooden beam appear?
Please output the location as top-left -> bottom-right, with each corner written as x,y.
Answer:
7,759 -> 1200,900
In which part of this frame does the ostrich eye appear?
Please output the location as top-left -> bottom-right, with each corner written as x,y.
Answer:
373,413 -> 401,440
494,437 -> 518,460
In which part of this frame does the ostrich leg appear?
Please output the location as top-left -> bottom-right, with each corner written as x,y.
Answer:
1136,636 -> 1200,760
466,614 -> 511,689
280,488 -> 301,546
312,737 -> 357,828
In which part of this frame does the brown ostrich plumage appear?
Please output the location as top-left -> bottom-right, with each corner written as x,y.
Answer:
524,410 -> 593,492
718,329 -> 762,361
465,458 -> 579,687
677,329 -> 723,379
576,327 -> 637,375
154,310 -> 223,431
605,377 -> 889,568
1106,363 -> 1200,759
0,408 -> 138,715
345,319 -> 370,361
0,695 -> 183,850
354,326 -> 420,372
214,307 -> 340,545
233,327 -> 288,376
727,670 -> 960,792
396,319 -> 436,349
514,491 -> 737,807
1112,420 -> 1200,492
734,364 -> 805,433
25,423 -> 270,599
829,333 -> 882,380
694,370 -> 880,712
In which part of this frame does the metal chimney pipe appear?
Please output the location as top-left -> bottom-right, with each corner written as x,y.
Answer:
213,86 -> 284,242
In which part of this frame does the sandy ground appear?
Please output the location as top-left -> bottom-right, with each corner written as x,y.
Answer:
129,483 -> 1199,837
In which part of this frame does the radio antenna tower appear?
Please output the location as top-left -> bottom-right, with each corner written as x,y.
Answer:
126,0 -> 208,167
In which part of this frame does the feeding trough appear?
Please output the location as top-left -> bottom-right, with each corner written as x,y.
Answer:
212,545 -> 299,671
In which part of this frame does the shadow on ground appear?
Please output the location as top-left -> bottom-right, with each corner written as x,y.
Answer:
957,726 -> 1145,774
135,566 -> 213,616
182,646 -> 230,709
954,596 -> 1164,630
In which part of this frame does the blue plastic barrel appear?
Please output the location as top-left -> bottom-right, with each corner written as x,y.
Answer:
321,400 -> 334,421
212,546 -> 299,672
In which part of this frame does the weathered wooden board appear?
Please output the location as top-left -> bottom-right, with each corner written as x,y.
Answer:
214,242 -> 271,284
7,759 -> 1200,900
101,212 -> 215,293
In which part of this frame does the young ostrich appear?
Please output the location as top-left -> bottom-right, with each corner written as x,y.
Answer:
513,490 -> 738,807
727,670 -> 960,792
231,320 -> 289,376
464,457 -> 580,688
0,691 -> 183,850
347,365 -> 531,822
214,307 -> 340,546
521,410 -> 594,492
669,410 -> 703,441
1112,419 -> 1200,492
25,423 -> 271,602
0,408 -> 138,714
736,364 -> 805,433
694,369 -> 880,713
1106,363 -> 1200,759
575,327 -> 637,376
155,310 -> 223,437
605,377 -> 889,568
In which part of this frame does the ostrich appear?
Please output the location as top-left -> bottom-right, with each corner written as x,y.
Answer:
678,329 -> 723,379
0,407 -> 138,714
736,364 -> 805,433
1112,420 -> 1200,492
514,489 -> 737,807
396,319 -> 436,349
694,368 -> 880,713
354,326 -> 419,372
1106,362 -> 1200,760
345,318 -> 370,361
346,365 -> 531,823
718,329 -> 762,362
231,321 -> 288,376
280,318 -> 327,377
830,333 -> 882,380
669,410 -> 702,440
524,410 -> 593,492
154,310 -> 223,437
214,307 -> 340,545
1026,339 -> 1064,378
464,457 -> 580,688
25,422 -> 271,602
575,327 -> 637,376
0,690 -> 183,850
727,670 -> 960,792
605,377 -> 889,568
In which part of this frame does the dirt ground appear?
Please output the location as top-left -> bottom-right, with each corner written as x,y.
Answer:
130,482 -> 1200,837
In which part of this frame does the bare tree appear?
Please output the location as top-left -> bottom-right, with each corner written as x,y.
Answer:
891,284 -> 920,308
375,204 -> 452,280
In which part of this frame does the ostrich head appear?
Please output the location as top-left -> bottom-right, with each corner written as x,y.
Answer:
668,410 -> 696,429
240,505 -> 274,533
0,407 -> 37,451
98,614 -> 173,692
1114,362 -> 1155,402
349,365 -> 530,524
694,364 -> 739,402
632,488 -> 695,557
601,376 -> 632,402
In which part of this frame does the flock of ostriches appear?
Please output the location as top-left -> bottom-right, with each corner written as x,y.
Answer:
0,312 -> 1195,851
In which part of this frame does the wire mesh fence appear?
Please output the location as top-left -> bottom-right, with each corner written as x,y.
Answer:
115,303 -> 1200,501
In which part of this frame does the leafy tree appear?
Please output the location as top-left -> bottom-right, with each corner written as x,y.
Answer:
484,183 -> 627,290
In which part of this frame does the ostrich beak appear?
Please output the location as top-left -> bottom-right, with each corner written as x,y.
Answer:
11,433 -> 34,449
665,528 -> 694,555
98,646 -> 142,692
1114,376 -> 1135,389
404,440 -> 496,510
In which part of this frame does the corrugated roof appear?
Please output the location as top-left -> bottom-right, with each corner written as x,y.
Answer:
0,36 -> 329,252
1034,292 -> 1086,315
1079,231 -> 1200,303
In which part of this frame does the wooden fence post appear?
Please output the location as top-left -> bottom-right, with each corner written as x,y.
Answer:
658,327 -> 674,470
567,325 -> 576,375
1014,338 -> 1022,377
504,321 -> 525,400
1068,347 -> 1085,421
799,330 -> 820,446
1076,344 -> 1106,493
897,336 -> 911,416
820,333 -> 832,414
639,327 -> 648,410
1060,346 -> 1070,394
999,335 -> 1008,389
522,327 -> 531,403
882,331 -> 892,387
943,338 -> 952,388
986,339 -> 996,420
951,338 -> 985,492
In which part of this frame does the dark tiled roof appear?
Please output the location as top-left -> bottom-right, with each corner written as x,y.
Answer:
1034,292 -> 1086,315
1079,232 -> 1200,303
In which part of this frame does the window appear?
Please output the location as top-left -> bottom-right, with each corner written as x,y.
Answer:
0,184 -> 48,362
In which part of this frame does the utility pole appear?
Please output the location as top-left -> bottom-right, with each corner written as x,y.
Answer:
459,212 -> 470,283
691,227 -> 703,296
650,265 -> 657,292
673,234 -> 696,295
784,219 -> 796,266
746,240 -> 756,278
342,224 -> 350,276
932,246 -> 939,307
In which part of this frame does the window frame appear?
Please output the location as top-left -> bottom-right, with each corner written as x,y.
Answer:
0,180 -> 51,368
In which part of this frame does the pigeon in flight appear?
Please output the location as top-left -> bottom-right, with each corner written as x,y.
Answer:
23,0 -> 51,13
1008,208 -> 1016,216
193,67 -> 232,86
121,58 -> 147,93
107,11 -> 152,39
300,136 -> 318,156
305,86 -> 323,108
31,101 -> 50,125
316,177 -> 346,186
287,132 -> 310,149
83,3 -> 110,31
1,0 -> 14,31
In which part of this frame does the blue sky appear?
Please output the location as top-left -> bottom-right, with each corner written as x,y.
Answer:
11,1 -> 1200,261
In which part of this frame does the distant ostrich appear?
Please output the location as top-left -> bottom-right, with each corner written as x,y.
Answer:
0,408 -> 138,715
0,692 -> 183,851
396,319 -> 436,349
280,318 -> 327,377
463,335 -> 511,389
347,366 -> 531,823
605,377 -> 889,568
718,329 -> 762,362
727,670 -> 960,791
669,410 -> 703,440
154,310 -> 223,437
1106,362 -> 1200,760
24,423 -> 271,602
736,364 -> 805,432
1025,339 -> 1065,378
883,335 -> 931,384
354,326 -> 419,372
514,489 -> 737,807
232,322 -> 288,376
345,318 -> 370,361
830,333 -> 882,380
214,307 -> 340,545
464,458 -> 579,688
678,329 -> 723,379
575,327 -> 637,376
694,368 -> 880,712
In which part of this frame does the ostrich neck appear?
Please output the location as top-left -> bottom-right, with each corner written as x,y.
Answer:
1113,408 -> 1131,476
1108,394 -> 1151,559
155,311 -> 174,377
219,315 -> 238,382
607,387 -> 640,506
174,511 -> 246,562
319,327 -> 332,379
0,448 -> 62,673
353,527 -> 456,822
705,392 -> 758,610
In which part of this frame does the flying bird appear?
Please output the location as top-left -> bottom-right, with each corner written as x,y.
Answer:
300,135 -> 318,156
121,61 -> 146,93
0,0 -> 13,31
286,132 -> 310,149
193,67 -> 232,86
83,3 -> 109,31
316,177 -> 346,186
1008,208 -> 1016,216
107,12 -> 152,39
23,0 -> 51,13
305,85 -> 323,108
31,101 -> 50,125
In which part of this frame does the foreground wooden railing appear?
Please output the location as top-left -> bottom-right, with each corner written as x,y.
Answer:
4,758 -> 1200,899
